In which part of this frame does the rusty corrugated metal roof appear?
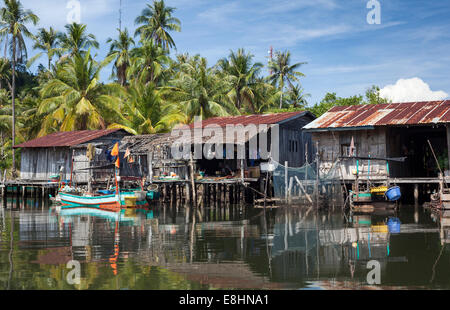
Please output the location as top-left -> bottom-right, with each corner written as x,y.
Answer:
188,111 -> 312,129
14,129 -> 124,148
304,100 -> 450,131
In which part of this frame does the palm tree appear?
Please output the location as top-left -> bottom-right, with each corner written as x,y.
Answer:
0,0 -> 39,176
0,89 -> 11,159
109,80 -> 164,135
134,0 -> 181,50
27,27 -> 61,70
267,50 -> 306,108
288,84 -> 310,108
217,48 -> 264,113
128,39 -> 170,85
0,56 -> 11,89
37,49 -> 125,135
162,55 -> 232,122
59,23 -> 99,57
107,28 -> 135,86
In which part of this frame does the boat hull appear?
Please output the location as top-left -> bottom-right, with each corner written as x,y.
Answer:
59,193 -> 121,211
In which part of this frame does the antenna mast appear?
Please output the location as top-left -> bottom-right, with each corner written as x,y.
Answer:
119,0 -> 122,31
268,45 -> 273,75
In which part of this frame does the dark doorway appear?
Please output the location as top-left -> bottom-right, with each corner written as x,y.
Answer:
387,126 -> 448,178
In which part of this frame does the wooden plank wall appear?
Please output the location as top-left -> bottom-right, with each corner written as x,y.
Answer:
20,147 -> 72,181
312,128 -> 388,180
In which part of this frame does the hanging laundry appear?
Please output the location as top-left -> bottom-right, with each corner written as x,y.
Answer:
128,156 -> 135,163
111,142 -> 119,156
86,143 -> 95,161
124,147 -> 131,158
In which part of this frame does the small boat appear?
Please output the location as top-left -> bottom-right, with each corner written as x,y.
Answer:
59,192 -> 121,212
350,186 -> 398,210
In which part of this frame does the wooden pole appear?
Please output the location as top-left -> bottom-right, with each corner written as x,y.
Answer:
315,141 -> 319,206
189,152 -> 197,209
70,149 -> 74,187
285,161 -> 288,202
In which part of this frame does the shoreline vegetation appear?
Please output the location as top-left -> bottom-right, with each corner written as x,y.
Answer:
0,0 -> 389,176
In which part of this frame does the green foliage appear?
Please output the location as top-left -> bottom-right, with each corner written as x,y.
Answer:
0,0 -> 390,174
308,85 -> 390,117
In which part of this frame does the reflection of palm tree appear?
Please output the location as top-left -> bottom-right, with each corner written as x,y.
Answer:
134,0 -> 181,50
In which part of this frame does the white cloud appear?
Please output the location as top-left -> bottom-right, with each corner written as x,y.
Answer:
380,78 -> 448,102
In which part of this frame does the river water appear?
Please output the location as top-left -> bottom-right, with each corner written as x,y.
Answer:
0,197 -> 449,290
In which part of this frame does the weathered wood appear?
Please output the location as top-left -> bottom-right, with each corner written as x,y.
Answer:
294,176 -> 313,203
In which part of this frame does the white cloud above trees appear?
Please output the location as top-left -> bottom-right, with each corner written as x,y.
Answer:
380,78 -> 448,103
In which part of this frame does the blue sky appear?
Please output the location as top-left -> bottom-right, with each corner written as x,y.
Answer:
20,0 -> 450,105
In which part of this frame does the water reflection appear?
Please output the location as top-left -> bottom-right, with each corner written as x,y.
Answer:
1,196 -> 450,289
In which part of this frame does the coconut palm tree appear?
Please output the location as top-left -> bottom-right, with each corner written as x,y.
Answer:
162,55 -> 232,122
106,28 -> 135,86
27,27 -> 61,70
217,48 -> 264,113
134,0 -> 181,50
0,56 -> 11,89
267,50 -> 306,108
288,84 -> 310,108
37,49 -> 126,135
109,80 -> 165,135
128,38 -> 170,85
0,0 -> 39,176
58,23 -> 99,57
0,89 -> 11,159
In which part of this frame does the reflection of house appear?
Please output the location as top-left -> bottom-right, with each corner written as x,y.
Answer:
304,101 -> 450,181
14,129 -> 131,183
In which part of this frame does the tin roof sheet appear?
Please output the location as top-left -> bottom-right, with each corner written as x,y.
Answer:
304,100 -> 450,131
14,129 -> 124,148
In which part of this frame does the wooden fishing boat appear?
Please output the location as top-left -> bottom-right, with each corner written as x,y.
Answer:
59,192 -> 121,211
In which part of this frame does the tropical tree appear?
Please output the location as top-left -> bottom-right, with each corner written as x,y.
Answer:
309,92 -> 363,117
109,80 -> 164,135
0,56 -> 11,89
134,0 -> 181,50
128,38 -> 170,85
37,49 -> 125,135
288,84 -> 310,108
217,48 -> 264,113
58,22 -> 99,57
27,27 -> 61,70
106,28 -> 135,86
0,89 -> 11,159
161,55 -> 232,122
0,0 -> 39,175
267,50 -> 306,108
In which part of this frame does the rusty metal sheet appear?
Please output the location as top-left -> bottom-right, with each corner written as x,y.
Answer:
304,100 -> 450,131
14,129 -> 122,148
